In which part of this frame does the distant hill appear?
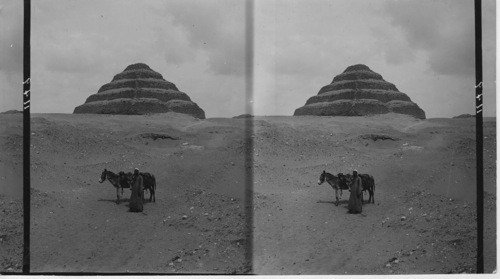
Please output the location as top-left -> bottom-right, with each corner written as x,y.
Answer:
233,114 -> 254,119
0,110 -> 22,114
453,114 -> 475,119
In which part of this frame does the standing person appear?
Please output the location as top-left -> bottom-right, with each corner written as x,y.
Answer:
348,169 -> 363,214
129,168 -> 144,212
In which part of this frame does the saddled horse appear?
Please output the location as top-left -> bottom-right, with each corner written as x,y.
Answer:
127,172 -> 157,202
338,172 -> 375,204
99,169 -> 132,204
318,171 -> 350,206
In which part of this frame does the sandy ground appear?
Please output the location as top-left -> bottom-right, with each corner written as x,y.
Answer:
0,114 -> 23,272
28,113 -> 251,273
252,114 -> 496,274
0,112 -> 496,274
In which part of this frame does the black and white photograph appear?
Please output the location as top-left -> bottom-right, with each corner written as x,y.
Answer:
0,0 -> 497,275
27,0 -> 251,274
251,0 -> 496,274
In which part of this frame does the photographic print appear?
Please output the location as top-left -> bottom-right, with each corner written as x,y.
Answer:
0,0 -> 496,276
29,0 -> 251,273
252,0 -> 496,274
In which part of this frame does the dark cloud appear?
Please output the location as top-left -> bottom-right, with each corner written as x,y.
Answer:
153,27 -> 196,65
163,0 -> 246,76
383,44 -> 415,65
383,0 -> 474,76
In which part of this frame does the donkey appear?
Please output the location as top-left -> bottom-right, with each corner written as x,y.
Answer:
318,171 -> 350,206
338,172 -> 375,204
99,169 -> 132,204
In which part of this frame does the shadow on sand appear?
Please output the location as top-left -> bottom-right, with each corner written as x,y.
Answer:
316,200 -> 348,205
98,198 -> 131,203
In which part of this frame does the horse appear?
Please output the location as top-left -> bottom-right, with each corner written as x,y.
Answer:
338,172 -> 375,204
127,172 -> 157,202
318,171 -> 350,206
99,169 -> 132,204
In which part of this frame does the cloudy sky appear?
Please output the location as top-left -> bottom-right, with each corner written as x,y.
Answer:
0,0 -> 496,118
254,0 -> 496,117
27,0 -> 248,117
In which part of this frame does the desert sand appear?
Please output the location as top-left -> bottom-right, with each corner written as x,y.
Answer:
0,113 -> 23,272
28,112 -> 251,273
0,112 -> 496,274
252,113 -> 496,274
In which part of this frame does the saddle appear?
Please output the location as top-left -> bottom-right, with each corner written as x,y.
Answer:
337,173 -> 351,190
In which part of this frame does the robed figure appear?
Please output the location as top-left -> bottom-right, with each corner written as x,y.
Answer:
348,170 -> 363,214
129,169 -> 144,212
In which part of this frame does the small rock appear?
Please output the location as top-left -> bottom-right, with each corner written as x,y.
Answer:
182,215 -> 188,220
401,216 -> 406,221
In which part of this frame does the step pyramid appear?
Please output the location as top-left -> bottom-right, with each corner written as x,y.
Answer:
74,63 -> 205,119
294,64 -> 425,119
